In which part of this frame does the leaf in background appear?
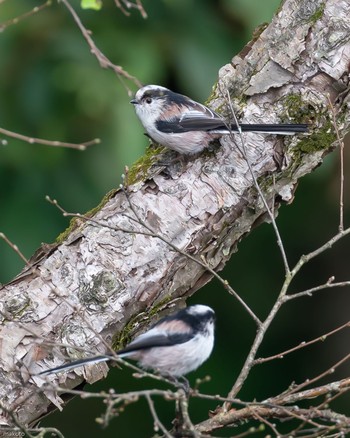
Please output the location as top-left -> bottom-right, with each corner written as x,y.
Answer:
81,0 -> 103,10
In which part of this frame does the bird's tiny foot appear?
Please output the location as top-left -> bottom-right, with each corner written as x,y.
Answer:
169,376 -> 191,395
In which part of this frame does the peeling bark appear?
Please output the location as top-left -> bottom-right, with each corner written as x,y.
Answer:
1,0 -> 350,429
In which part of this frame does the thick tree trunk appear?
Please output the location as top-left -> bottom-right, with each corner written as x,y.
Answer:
1,0 -> 349,429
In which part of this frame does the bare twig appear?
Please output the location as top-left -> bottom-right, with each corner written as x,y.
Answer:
224,290 -> 285,404
134,0 -> 147,18
328,95 -> 345,232
253,410 -> 281,436
0,0 -> 52,32
175,392 -> 202,438
285,277 -> 350,301
0,233 -> 29,265
114,0 -> 148,18
278,353 -> 350,400
0,126 -> 100,150
254,320 -> 350,364
266,376 -> 350,405
291,228 -> 350,274
222,87 -> 290,274
60,0 -> 142,91
230,427 -> 265,438
145,393 -> 172,437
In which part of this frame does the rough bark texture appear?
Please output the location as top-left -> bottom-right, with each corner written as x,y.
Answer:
1,0 -> 350,429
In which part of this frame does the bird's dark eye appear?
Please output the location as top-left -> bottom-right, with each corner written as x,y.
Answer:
145,97 -> 152,104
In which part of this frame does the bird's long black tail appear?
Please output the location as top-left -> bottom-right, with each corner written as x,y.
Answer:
231,123 -> 308,135
38,355 -> 111,376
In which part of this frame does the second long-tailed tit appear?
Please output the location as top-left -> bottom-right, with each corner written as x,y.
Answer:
39,305 -> 215,378
130,85 -> 308,154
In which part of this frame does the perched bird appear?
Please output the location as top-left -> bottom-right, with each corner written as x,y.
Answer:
39,305 -> 215,378
130,85 -> 308,154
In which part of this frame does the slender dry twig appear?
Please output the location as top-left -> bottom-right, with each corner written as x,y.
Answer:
278,353 -> 350,400
328,95 -> 345,232
114,0 -> 148,18
224,291 -> 285,404
0,126 -> 100,150
222,87 -> 290,274
253,409 -> 281,436
0,0 -> 52,31
60,0 -> 142,91
230,427 -> 265,438
254,320 -> 350,364
0,233 -> 29,265
135,0 -> 147,18
266,376 -> 350,406
285,277 -> 350,301
174,392 -> 202,438
278,405 -> 331,436
293,228 -> 350,271
145,393 -> 173,437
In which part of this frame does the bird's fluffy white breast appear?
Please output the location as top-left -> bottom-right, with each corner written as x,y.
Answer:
134,323 -> 214,376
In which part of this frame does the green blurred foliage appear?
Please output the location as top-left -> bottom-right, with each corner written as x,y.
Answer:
1,0 -> 349,436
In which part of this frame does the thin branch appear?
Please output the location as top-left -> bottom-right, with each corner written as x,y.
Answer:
254,320 -> 350,364
266,376 -> 350,406
174,392 -> 202,438
291,228 -> 350,275
276,353 -> 350,400
134,0 -> 147,18
328,95 -> 345,232
60,0 -> 142,91
224,288 -> 287,404
114,0 -> 148,18
0,126 -> 100,150
277,406 -> 331,436
230,427 -> 265,438
145,393 -> 172,438
0,233 -> 29,265
223,87 -> 290,274
285,278 -> 350,301
253,410 -> 281,436
0,0 -> 52,32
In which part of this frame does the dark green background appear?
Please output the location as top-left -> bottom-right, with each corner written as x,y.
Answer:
1,0 -> 349,436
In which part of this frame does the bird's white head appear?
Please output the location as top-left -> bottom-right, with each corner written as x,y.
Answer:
130,85 -> 171,126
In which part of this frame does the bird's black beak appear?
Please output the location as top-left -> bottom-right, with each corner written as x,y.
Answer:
130,99 -> 138,105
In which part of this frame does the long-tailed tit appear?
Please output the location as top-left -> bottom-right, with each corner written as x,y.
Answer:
39,305 -> 215,378
130,85 -> 308,154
